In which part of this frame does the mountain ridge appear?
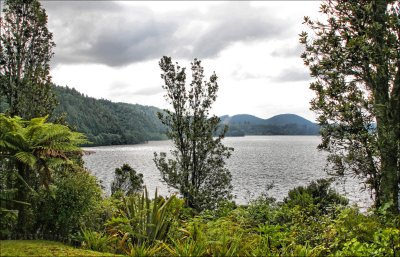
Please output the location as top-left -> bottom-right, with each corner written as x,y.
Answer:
52,85 -> 167,146
220,113 -> 319,136
51,85 -> 319,146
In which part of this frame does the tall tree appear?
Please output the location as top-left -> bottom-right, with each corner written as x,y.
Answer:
300,0 -> 399,212
0,0 -> 57,119
154,56 -> 233,211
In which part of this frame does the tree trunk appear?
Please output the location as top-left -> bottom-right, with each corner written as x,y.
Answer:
15,164 -> 31,235
371,0 -> 399,213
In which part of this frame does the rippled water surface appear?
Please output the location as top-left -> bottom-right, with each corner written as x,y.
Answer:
83,136 -> 372,208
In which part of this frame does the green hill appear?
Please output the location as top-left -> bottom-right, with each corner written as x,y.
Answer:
221,113 -> 320,136
53,86 -> 167,146
51,86 -> 319,145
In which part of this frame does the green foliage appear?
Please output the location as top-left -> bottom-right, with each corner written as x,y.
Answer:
111,164 -> 144,196
300,0 -> 400,211
80,197 -> 120,233
284,178 -> 348,215
81,228 -> 114,253
165,209 -> 260,257
246,189 -> 277,225
52,86 -> 167,146
126,242 -> 164,257
164,237 -> 207,257
105,188 -> 181,253
34,170 -> 103,239
0,114 -> 87,185
205,215 -> 255,256
202,199 -> 237,219
154,56 -> 233,212
0,0 -> 57,119
0,209 -> 18,239
325,208 -> 400,256
0,114 -> 88,237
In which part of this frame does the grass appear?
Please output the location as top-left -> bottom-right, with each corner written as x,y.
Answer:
0,240 -> 123,256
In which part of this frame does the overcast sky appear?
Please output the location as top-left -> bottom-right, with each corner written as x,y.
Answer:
41,1 -> 321,121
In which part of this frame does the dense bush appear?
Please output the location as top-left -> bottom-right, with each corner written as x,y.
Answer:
34,170 -> 103,239
51,178 -> 398,256
283,178 -> 348,215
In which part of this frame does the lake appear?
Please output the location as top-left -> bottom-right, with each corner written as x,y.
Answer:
83,136 -> 372,208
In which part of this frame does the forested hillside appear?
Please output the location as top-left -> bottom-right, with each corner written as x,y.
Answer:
53,86 -> 167,146
221,114 -> 320,136
51,86 -> 319,146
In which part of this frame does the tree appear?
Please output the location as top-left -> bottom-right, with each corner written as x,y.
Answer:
0,114 -> 87,234
154,56 -> 233,211
111,164 -> 144,196
0,0 -> 57,119
300,0 -> 399,212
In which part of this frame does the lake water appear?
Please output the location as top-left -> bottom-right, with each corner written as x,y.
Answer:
83,136 -> 372,208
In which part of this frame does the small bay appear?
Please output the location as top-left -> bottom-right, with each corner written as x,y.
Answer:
83,136 -> 372,208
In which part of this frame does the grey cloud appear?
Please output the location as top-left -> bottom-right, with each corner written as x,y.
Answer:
272,68 -> 311,82
79,22 -> 176,66
44,2 -> 177,67
192,2 -> 288,58
43,2 -> 291,67
271,44 -> 304,58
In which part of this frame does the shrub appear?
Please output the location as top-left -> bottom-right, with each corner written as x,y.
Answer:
283,178 -> 348,215
246,192 -> 277,226
34,170 -> 103,239
111,164 -> 144,196
105,188 -> 182,253
81,228 -> 114,253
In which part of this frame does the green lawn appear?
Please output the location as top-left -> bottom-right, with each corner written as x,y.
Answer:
0,240 -> 122,256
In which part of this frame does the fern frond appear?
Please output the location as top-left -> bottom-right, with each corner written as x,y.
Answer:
14,152 -> 37,168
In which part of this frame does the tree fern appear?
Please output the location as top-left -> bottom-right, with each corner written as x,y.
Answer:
0,114 -> 89,233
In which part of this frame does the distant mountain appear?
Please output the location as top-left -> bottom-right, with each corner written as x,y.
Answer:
221,114 -> 265,125
264,114 -> 316,126
52,86 -> 167,146
221,113 -> 319,136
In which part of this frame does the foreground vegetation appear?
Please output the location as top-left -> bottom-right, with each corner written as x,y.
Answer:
0,240 -> 121,256
4,172 -> 398,256
6,179 -> 397,257
2,179 -> 400,256
72,183 -> 398,256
